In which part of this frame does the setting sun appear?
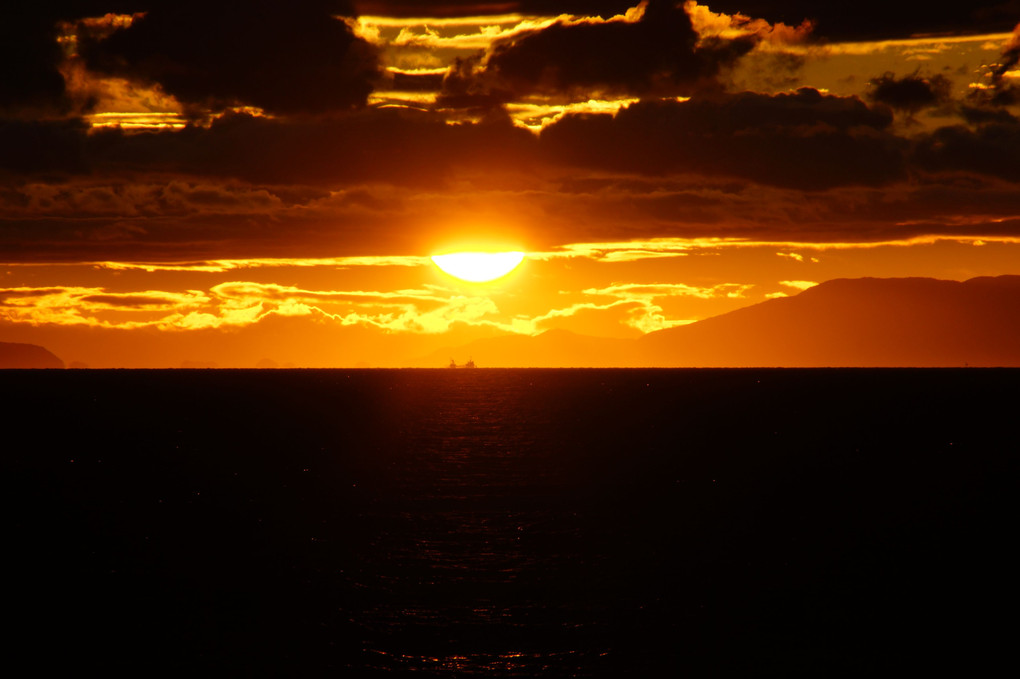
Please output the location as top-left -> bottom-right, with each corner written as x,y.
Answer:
431,251 -> 526,283
4,4 -> 1018,677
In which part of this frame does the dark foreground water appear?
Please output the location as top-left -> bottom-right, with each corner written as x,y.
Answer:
5,369 -> 1017,675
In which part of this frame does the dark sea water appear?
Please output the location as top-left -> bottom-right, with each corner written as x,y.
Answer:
5,369 -> 1017,675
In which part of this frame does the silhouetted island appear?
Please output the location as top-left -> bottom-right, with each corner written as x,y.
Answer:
0,341 -> 64,369
639,275 -> 1020,366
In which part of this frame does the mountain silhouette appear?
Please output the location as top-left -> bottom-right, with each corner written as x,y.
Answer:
0,341 -> 65,369
638,275 -> 1020,366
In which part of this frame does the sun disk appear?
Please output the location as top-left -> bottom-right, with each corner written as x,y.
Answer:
431,251 -> 526,283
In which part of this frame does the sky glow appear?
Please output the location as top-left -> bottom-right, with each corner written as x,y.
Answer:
2,2 -> 1019,367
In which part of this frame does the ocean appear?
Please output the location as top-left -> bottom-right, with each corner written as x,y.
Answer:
6,368 -> 1016,675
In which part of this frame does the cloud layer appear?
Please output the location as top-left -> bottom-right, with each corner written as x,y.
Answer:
3,2 -> 1020,364
79,1 -> 379,115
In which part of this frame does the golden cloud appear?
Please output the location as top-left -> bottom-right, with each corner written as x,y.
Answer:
581,281 -> 753,332
819,32 -> 1014,57
92,255 -> 431,273
684,0 -> 814,47
0,286 -> 210,328
534,235 -> 1020,262
0,280 -> 518,335
779,280 -> 819,290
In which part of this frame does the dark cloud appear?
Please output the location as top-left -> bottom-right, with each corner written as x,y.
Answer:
972,22 -> 1020,107
990,20 -> 1020,80
914,121 -> 1020,181
80,1 -> 379,115
0,103 -> 536,186
1,2 -> 377,118
4,81 -> 1020,199
959,105 -> 1018,125
540,89 -> 905,189
0,9 -> 69,116
530,173 -> 1020,247
0,180 -> 293,221
0,4 -> 137,116
356,0 -> 1018,40
984,82 -> 1020,108
0,288 -> 70,302
79,294 -> 185,308
389,71 -> 446,92
866,72 -> 952,114
0,119 -> 90,175
701,1 -> 1019,41
6,117 -> 1020,263
87,108 -> 536,185
442,1 -> 756,103
69,89 -> 914,194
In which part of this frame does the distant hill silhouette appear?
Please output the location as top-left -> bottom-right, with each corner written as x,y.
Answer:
409,276 -> 1020,367
639,275 -> 1020,366
0,341 -> 65,369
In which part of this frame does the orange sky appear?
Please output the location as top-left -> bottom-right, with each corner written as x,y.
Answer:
2,1 -> 1020,367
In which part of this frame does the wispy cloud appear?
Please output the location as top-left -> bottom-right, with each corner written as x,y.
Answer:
533,235 -> 1020,263
0,280 -> 515,334
94,255 -> 432,273
779,280 -> 818,290
581,281 -> 752,332
0,286 -> 210,328
820,32 -> 1015,57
